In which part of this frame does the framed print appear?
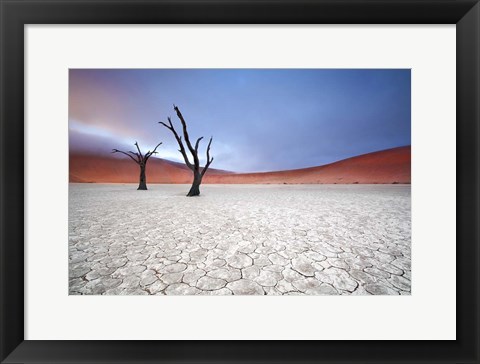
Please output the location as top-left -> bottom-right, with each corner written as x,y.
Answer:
1,0 -> 479,363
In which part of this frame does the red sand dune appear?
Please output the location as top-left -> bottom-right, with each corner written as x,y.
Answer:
69,155 -> 230,184
69,146 -> 411,184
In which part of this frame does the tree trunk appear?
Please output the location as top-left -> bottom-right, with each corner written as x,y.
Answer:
187,172 -> 202,196
138,164 -> 147,190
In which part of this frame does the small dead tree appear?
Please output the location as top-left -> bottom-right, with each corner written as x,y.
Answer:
160,105 -> 213,197
112,141 -> 162,190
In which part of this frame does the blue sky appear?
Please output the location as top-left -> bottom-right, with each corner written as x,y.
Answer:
69,69 -> 410,172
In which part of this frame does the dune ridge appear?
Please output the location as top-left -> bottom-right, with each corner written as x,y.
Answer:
69,146 -> 411,184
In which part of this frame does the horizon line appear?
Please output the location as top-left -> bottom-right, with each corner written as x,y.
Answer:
70,145 -> 411,175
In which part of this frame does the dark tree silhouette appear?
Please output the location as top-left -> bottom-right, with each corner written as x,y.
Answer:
112,141 -> 162,190
160,105 -> 213,197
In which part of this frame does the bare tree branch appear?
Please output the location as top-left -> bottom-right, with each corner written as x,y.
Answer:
127,151 -> 141,163
145,142 -> 163,161
194,137 -> 203,155
112,149 -> 140,164
201,137 -> 214,177
206,136 -> 213,162
159,118 -> 193,170
158,118 -> 173,131
174,105 -> 199,168
150,142 -> 163,155
134,142 -> 143,159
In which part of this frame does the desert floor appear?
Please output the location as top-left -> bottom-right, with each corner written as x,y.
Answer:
69,184 -> 411,295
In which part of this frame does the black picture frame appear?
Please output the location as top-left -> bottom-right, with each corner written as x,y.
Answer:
1,1 -> 478,363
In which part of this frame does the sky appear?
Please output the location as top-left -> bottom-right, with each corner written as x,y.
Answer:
69,69 -> 410,173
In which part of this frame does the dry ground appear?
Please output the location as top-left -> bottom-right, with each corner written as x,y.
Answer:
69,184 -> 411,295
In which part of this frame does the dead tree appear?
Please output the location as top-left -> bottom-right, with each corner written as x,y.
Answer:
159,105 -> 213,196
112,141 -> 162,190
